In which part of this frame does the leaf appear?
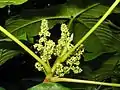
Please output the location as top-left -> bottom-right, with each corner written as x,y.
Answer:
27,83 -> 71,90
20,0 -> 120,18
0,49 -> 21,65
4,16 -> 66,42
4,0 -> 120,40
79,54 -> 120,89
68,0 -> 120,61
0,0 -> 28,8
3,0 -> 120,60
73,17 -> 120,61
90,54 -> 120,81
0,39 -> 22,65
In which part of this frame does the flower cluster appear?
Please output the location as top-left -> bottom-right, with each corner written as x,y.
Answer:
33,19 -> 55,71
33,19 -> 84,77
54,24 -> 74,56
55,44 -> 84,77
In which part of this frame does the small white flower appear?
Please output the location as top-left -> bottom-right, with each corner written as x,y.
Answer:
35,62 -> 43,71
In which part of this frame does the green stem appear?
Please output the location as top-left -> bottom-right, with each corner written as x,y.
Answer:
52,0 -> 120,74
0,26 -> 51,75
63,0 -> 120,62
51,77 -> 120,87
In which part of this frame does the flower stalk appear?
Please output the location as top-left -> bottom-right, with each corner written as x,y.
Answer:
0,26 -> 51,75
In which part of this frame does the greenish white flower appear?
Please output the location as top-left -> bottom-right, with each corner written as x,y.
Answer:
33,19 -> 55,71
39,19 -> 50,37
71,66 -> 83,74
54,24 -> 74,56
54,44 -> 84,77
35,62 -> 44,71
33,19 -> 84,77
55,64 -> 64,77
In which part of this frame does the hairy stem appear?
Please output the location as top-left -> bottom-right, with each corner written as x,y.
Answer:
51,77 -> 120,87
0,26 -> 51,75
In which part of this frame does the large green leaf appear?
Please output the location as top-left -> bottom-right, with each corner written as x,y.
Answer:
27,83 -> 71,90
0,0 -> 28,8
79,54 -> 120,89
73,17 -> 120,61
68,0 -> 120,61
4,0 -> 120,40
4,16 -> 66,42
20,0 -> 120,18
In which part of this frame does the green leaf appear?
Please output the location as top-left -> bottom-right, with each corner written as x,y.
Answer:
90,54 -> 120,81
4,0 -> 120,42
27,83 -> 71,90
0,0 -> 28,8
0,87 -> 5,90
80,54 -> 120,89
73,18 -> 120,61
20,0 -> 120,18
0,39 -> 22,65
0,49 -> 21,65
68,1 -> 120,61
3,0 -> 120,61
4,16 -> 66,42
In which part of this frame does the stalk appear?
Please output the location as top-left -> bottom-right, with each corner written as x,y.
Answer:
0,26 -> 51,75
51,77 -> 120,87
52,0 -> 120,73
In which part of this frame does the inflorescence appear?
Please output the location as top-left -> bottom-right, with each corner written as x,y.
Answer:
33,19 -> 84,77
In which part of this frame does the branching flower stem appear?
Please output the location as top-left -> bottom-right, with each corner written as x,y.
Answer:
52,0 -> 120,74
0,26 -> 51,75
51,77 -> 120,87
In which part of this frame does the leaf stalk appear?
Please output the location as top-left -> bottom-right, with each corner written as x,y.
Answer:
0,26 -> 51,75
51,77 -> 120,87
